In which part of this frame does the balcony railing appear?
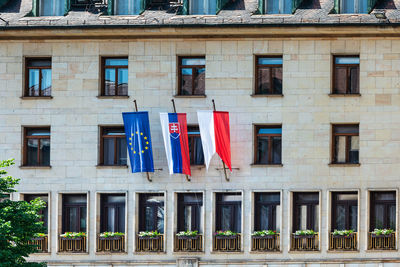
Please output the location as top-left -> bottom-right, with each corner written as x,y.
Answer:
174,234 -> 203,252
251,234 -> 280,252
368,232 -> 396,250
58,236 -> 87,253
97,234 -> 125,253
136,234 -> 164,252
213,234 -> 241,252
29,236 -> 48,253
329,232 -> 357,251
290,233 -> 319,251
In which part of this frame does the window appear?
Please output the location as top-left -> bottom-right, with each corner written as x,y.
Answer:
25,58 -> 52,97
216,193 -> 241,233
265,0 -> 292,14
62,194 -> 87,233
39,0 -> 66,16
177,193 -> 203,232
254,125 -> 282,165
332,124 -> 359,164
100,194 -> 125,233
255,57 -> 282,95
331,192 -> 357,231
333,56 -> 360,94
139,193 -> 164,233
370,191 -> 396,230
114,0 -> 141,15
25,194 -> 49,233
99,126 -> 127,166
338,0 -> 367,13
254,193 -> 280,231
178,57 -> 205,96
23,127 -> 50,166
101,58 -> 128,96
189,0 -> 216,14
293,192 -> 319,232
188,126 -> 204,165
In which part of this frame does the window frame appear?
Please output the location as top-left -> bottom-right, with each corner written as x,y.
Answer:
99,126 -> 127,166
177,192 -> 203,232
23,126 -> 51,167
254,56 -> 283,95
331,124 -> 359,164
187,125 -> 204,166
370,191 -> 397,231
292,192 -> 320,231
100,193 -> 126,233
332,55 -> 360,95
138,193 -> 165,233
62,194 -> 87,233
254,124 -> 282,165
24,57 -> 52,97
100,57 -> 129,97
177,56 -> 206,96
215,192 -> 242,233
254,192 -> 280,231
331,191 -> 358,231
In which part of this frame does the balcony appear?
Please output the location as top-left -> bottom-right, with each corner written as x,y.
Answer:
136,234 -> 164,252
290,233 -> 319,251
251,234 -> 280,252
174,233 -> 203,252
213,234 -> 241,252
368,232 -> 396,250
58,235 -> 87,253
96,234 -> 125,253
329,232 -> 357,251
29,235 -> 48,253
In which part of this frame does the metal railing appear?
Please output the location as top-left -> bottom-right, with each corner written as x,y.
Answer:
58,236 -> 87,253
290,233 -> 319,251
174,234 -> 203,252
329,232 -> 357,251
97,234 -> 125,253
368,232 -> 396,250
29,236 -> 48,253
251,234 -> 280,252
136,234 -> 164,252
213,234 -> 241,252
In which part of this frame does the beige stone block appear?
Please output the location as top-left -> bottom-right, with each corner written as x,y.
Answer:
206,41 -> 221,55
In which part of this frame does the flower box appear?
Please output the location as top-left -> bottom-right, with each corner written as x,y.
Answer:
138,235 -> 162,240
31,237 -> 45,241
371,233 -> 393,238
60,236 -> 83,241
176,235 -> 200,240
293,234 -> 316,239
332,233 -> 355,239
252,235 -> 276,239
99,235 -> 123,241
215,235 -> 238,239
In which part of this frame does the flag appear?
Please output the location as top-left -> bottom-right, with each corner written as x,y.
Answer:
197,110 -> 232,171
122,111 -> 154,173
160,113 -> 191,176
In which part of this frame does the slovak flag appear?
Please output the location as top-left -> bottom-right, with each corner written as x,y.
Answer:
197,111 -> 232,171
160,113 -> 191,176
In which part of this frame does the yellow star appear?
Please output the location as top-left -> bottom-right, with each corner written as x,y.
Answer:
129,143 -> 132,146
129,137 -> 132,140
145,146 -> 148,150
133,151 -> 136,154
131,133 -> 134,136
146,141 -> 149,144
136,131 -> 138,134
140,132 -> 143,135
144,137 -> 147,140
141,150 -> 144,153
131,148 -> 133,151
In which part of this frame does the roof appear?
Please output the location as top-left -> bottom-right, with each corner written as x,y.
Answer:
1,0 -> 400,29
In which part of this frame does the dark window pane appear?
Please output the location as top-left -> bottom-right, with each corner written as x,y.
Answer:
80,207 -> 87,232
257,136 -> 269,164
104,138 -> 115,165
349,135 -> 359,164
335,205 -> 346,230
118,68 -> 128,96
65,195 -> 86,204
257,67 -> 271,94
105,58 -> 128,66
349,67 -> 359,94
27,59 -> 51,67
107,207 -> 116,232
374,192 -> 396,201
334,125 -> 359,134
157,206 -> 164,233
272,136 -> 281,164
296,193 -> 319,203
105,68 -> 116,96
220,206 -> 232,231
389,205 -> 396,230
28,69 -> 40,96
68,207 -> 78,232
145,206 -> 154,231
193,68 -> 205,95
334,67 -> 347,94
374,204 -> 385,229
40,139 -> 50,166
257,193 -> 280,203
181,68 -> 193,95
27,139 -> 38,166
41,69 -> 52,96
259,205 -> 272,230
272,67 -> 282,94
350,205 -> 358,231
118,206 -> 125,232
117,138 -> 127,165
190,137 -> 204,165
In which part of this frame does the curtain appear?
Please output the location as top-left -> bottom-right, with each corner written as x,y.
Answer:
115,0 -> 141,15
40,0 -> 65,16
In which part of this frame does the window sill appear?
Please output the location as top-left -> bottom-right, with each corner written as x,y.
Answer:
329,94 -> 361,97
251,94 -> 284,98
19,166 -> 52,169
20,96 -> 53,100
174,95 -> 207,98
96,165 -> 129,169
328,163 -> 360,167
251,164 -> 283,167
97,95 -> 130,99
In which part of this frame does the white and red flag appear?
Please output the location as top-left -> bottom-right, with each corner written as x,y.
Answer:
197,111 -> 232,171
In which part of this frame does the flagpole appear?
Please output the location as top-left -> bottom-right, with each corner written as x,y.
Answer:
171,99 -> 191,182
134,100 -> 152,182
212,99 -> 229,182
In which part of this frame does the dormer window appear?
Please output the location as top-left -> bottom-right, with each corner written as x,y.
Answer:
108,0 -> 143,15
39,0 -> 66,16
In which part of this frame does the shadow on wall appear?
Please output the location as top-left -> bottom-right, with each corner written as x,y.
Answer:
0,0 -> 22,13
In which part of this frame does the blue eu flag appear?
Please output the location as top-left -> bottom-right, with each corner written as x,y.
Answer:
122,111 -> 154,173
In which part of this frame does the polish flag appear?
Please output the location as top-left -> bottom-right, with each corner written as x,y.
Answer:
197,111 -> 232,171
160,113 -> 191,176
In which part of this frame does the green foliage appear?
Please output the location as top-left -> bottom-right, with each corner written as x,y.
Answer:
99,232 -> 124,238
252,230 -> 278,236
214,230 -> 238,236
176,230 -> 198,237
294,229 -> 317,236
138,230 -> 162,238
60,232 -> 86,239
0,159 -> 47,267
332,229 -> 355,236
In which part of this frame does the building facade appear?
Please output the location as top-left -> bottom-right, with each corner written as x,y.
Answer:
2,0 -> 400,266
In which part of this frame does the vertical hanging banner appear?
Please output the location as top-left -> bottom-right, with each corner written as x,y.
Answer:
122,111 -> 154,173
160,113 -> 191,176
197,110 -> 232,171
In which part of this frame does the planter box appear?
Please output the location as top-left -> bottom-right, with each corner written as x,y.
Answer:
332,233 -> 355,239
32,237 -> 45,241
136,234 -> 164,252
215,235 -> 238,239
371,234 -> 393,238
138,235 -> 162,240
252,235 -> 276,239
60,237 -> 83,241
176,235 -> 200,240
99,235 -> 123,241
293,234 -> 316,239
